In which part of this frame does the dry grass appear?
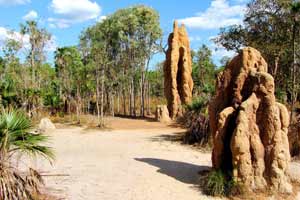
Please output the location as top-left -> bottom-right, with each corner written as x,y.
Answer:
0,163 -> 55,200
227,181 -> 300,200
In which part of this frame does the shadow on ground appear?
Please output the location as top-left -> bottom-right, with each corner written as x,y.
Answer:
134,158 -> 210,185
149,133 -> 185,143
114,114 -> 157,122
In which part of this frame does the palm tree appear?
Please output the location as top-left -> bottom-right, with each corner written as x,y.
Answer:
0,110 -> 54,199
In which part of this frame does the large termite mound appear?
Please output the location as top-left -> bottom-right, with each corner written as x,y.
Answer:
164,21 -> 193,119
209,47 -> 292,193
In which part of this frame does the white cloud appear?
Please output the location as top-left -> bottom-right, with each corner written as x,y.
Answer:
189,36 -> 202,42
0,27 -> 56,52
97,15 -> 107,22
209,41 -> 237,64
0,27 -> 29,49
0,0 -> 30,5
178,0 -> 246,29
45,35 -> 57,52
48,18 -> 71,29
49,0 -> 101,28
234,0 -> 249,3
22,10 -> 38,21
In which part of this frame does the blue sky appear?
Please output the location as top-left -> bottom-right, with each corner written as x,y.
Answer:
0,0 -> 249,68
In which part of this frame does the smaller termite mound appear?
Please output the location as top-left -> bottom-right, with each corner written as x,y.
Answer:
164,21 -> 193,119
209,47 -> 292,193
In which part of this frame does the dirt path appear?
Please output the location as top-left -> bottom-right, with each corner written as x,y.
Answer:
25,118 -> 221,200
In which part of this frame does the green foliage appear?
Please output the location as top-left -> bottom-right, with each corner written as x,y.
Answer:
147,62 -> 164,97
186,97 -> 209,113
0,75 -> 19,108
192,45 -> 216,97
0,110 -> 54,199
204,170 -> 227,196
275,88 -> 288,103
0,110 -> 54,160
214,0 -> 300,105
201,169 -> 244,197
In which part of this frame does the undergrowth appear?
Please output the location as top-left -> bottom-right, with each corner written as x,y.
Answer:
199,169 -> 246,197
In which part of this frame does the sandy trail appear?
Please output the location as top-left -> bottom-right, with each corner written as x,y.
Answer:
25,118 -> 219,200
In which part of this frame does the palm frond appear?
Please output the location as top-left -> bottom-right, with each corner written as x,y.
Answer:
0,110 -> 55,161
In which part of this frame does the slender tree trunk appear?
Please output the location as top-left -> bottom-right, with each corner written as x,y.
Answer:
140,74 -> 145,117
132,78 -> 136,117
76,87 -> 81,124
117,90 -> 120,114
147,81 -> 151,115
31,46 -> 35,86
129,81 -> 132,116
122,68 -> 127,116
130,77 -> 135,117
100,65 -> 105,127
87,98 -> 90,114
291,20 -> 297,124
96,70 -> 100,125
273,56 -> 279,78
141,59 -> 151,117
140,78 -> 143,116
123,87 -> 126,116
111,93 -> 114,117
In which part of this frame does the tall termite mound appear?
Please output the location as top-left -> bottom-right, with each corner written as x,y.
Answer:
164,21 -> 193,119
209,47 -> 292,193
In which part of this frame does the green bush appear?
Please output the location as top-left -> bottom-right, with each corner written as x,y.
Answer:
186,97 -> 208,113
204,170 -> 227,196
200,169 -> 245,197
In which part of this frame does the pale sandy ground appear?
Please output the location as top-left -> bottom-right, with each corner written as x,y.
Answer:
21,117 -> 300,200
24,118 -> 221,200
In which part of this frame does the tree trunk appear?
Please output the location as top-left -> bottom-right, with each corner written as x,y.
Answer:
117,90 -> 120,114
273,56 -> 279,78
111,93 -> 114,117
133,78 -> 136,117
123,87 -> 126,116
291,20 -> 297,124
141,59 -> 151,117
140,74 -> 145,117
76,87 -> 81,124
96,70 -> 100,125
130,78 -> 135,117
147,81 -> 151,115
100,66 -> 105,127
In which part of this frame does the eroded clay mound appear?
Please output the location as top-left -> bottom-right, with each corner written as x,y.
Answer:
164,21 -> 193,119
155,105 -> 171,123
208,47 -> 292,193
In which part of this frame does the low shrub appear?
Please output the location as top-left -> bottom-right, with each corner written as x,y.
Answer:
200,169 -> 245,197
185,96 -> 209,113
205,170 -> 227,196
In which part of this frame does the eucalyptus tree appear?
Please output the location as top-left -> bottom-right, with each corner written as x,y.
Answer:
21,21 -> 51,89
215,0 -> 300,106
0,39 -> 23,108
110,6 -> 162,116
54,46 -> 84,123
290,1 -> 300,122
92,6 -> 162,117
80,5 -> 162,119
192,45 -> 216,97
80,24 -> 111,126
